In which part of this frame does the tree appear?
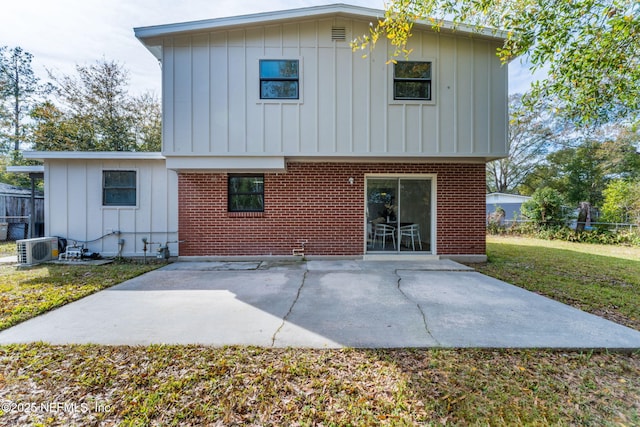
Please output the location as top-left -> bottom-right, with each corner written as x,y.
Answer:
0,46 -> 48,152
601,179 -> 640,224
37,59 -> 161,152
487,94 -> 553,193
354,0 -> 640,125
30,101 -> 95,151
519,124 -> 640,205
130,92 -> 162,152
521,187 -> 566,227
49,59 -> 135,151
595,125 -> 640,180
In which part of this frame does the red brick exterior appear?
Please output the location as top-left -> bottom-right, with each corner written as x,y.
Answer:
178,162 -> 486,256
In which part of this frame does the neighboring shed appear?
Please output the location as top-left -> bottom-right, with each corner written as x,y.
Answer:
486,193 -> 531,222
0,182 -> 44,240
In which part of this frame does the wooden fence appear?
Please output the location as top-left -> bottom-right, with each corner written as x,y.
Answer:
0,193 -> 44,240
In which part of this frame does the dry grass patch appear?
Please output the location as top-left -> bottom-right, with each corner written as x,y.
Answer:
0,345 -> 638,426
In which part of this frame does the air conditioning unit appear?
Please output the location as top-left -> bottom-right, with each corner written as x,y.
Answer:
16,237 -> 59,266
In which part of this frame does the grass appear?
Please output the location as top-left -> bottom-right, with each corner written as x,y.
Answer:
0,236 -> 639,425
0,241 -> 15,257
1,345 -> 638,426
0,261 -> 160,331
477,236 -> 640,330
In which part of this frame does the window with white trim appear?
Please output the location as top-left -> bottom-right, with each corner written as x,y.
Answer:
103,170 -> 136,207
393,61 -> 432,101
259,59 -> 299,100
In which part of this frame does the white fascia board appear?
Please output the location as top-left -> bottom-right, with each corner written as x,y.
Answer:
166,156 -> 286,172
6,165 -> 45,173
134,4 -> 506,59
486,193 -> 532,203
22,151 -> 165,161
134,4 -> 383,39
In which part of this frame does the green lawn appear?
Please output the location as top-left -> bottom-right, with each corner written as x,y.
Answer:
0,241 -> 15,257
0,236 -> 639,426
478,236 -> 640,330
0,261 -> 160,331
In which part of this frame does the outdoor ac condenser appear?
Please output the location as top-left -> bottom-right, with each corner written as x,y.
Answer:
16,237 -> 59,265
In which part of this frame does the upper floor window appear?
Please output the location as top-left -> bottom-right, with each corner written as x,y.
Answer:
259,59 -> 299,100
228,175 -> 264,212
393,61 -> 432,101
103,170 -> 136,207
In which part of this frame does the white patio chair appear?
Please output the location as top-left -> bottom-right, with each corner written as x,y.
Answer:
373,223 -> 396,249
399,223 -> 422,251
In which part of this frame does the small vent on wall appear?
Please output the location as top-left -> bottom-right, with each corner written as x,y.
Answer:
331,27 -> 347,42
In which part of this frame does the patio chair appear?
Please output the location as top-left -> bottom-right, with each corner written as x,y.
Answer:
373,223 -> 396,249
399,223 -> 422,251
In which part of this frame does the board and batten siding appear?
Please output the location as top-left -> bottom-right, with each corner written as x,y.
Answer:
161,17 -> 508,160
44,159 -> 179,256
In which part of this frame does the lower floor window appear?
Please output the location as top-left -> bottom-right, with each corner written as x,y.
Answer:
103,170 -> 136,207
228,175 -> 264,212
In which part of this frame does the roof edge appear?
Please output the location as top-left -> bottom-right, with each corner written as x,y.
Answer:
23,151 -> 165,161
6,166 -> 45,173
134,4 -> 384,39
134,3 -> 507,49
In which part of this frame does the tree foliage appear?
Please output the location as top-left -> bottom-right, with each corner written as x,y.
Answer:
601,179 -> 640,224
487,94 -> 553,193
519,125 -> 640,206
354,0 -> 639,125
0,46 -> 49,152
33,59 -> 161,152
521,187 -> 566,227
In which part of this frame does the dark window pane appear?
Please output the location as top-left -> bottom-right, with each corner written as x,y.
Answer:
104,189 -> 137,206
229,194 -> 264,212
228,175 -> 264,212
394,62 -> 431,79
260,81 -> 299,99
394,81 -> 431,100
104,170 -> 136,188
103,171 -> 136,206
260,60 -> 298,78
229,176 -> 264,193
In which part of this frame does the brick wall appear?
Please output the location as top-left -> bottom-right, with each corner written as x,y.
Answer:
178,162 -> 486,256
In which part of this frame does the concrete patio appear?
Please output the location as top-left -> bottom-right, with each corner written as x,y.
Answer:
1,259 -> 639,349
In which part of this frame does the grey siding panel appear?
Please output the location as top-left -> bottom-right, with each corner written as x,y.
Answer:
45,159 -> 178,256
161,17 -> 508,159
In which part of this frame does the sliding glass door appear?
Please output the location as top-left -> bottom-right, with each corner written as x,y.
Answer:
366,177 -> 432,253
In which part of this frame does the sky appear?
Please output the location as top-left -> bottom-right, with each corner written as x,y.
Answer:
1,0 -> 536,97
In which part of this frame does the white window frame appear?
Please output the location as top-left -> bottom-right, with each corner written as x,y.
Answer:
363,173 -> 437,256
256,57 -> 304,104
102,169 -> 139,209
389,59 -> 436,105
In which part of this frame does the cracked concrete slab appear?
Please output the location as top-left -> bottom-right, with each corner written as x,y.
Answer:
398,270 -> 640,349
1,260 -> 640,349
275,270 -> 439,348
0,269 -> 305,346
160,261 -> 261,271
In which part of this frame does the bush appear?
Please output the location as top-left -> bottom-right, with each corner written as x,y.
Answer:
601,179 -> 640,224
521,188 -> 566,227
488,222 -> 640,246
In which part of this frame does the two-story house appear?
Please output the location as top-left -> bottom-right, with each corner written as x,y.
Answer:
27,4 -> 508,261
